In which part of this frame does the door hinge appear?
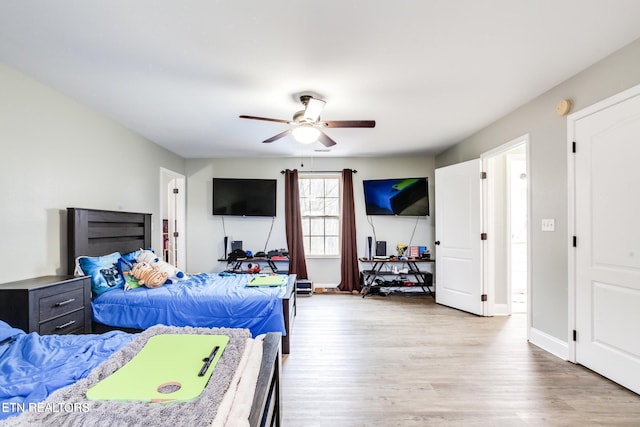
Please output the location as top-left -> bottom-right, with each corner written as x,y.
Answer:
173,188 -> 179,194
572,141 -> 576,153
573,236 -> 577,247
481,294 -> 488,302
573,330 -> 577,342
481,233 -> 488,240
480,171 -> 487,179
173,232 -> 179,237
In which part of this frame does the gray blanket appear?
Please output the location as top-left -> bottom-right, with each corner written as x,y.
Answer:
3,325 -> 251,427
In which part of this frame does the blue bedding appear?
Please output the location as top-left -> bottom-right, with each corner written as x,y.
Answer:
0,321 -> 134,420
92,273 -> 289,337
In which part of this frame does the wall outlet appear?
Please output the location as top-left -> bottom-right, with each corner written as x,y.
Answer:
541,218 -> 555,232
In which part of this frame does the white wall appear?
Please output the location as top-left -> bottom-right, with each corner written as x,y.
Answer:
185,156 -> 435,285
0,64 -> 185,283
436,38 -> 640,344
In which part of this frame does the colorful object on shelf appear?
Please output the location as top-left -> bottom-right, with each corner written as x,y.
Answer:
396,244 -> 408,256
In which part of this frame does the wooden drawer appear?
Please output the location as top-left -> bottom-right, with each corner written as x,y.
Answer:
39,309 -> 85,335
39,286 -> 84,322
0,275 -> 91,335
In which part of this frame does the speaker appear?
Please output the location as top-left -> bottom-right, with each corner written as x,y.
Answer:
223,236 -> 228,259
375,241 -> 386,257
231,240 -> 243,251
367,236 -> 373,259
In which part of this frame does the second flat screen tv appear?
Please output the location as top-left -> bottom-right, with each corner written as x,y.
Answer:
363,177 -> 429,216
212,178 -> 277,217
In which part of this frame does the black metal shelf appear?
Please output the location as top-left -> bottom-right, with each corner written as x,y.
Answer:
359,258 -> 435,298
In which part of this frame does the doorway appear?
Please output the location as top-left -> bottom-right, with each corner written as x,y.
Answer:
482,135 -> 529,317
160,168 -> 186,270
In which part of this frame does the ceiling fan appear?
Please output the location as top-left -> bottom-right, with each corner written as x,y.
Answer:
239,95 -> 375,147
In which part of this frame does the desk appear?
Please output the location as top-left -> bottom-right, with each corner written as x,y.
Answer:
359,258 -> 434,297
218,257 -> 289,274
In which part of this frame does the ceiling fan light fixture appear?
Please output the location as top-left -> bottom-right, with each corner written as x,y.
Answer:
292,125 -> 320,144
302,97 -> 326,121
240,94 -> 374,146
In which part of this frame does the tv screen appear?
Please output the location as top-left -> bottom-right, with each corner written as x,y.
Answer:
212,178 -> 277,217
363,177 -> 429,216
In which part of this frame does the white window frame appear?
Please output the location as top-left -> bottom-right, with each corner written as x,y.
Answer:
298,173 -> 342,258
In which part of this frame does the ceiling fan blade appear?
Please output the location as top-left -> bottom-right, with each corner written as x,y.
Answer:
303,97 -> 326,122
239,115 -> 290,124
263,129 -> 292,143
317,131 -> 337,147
322,120 -> 376,128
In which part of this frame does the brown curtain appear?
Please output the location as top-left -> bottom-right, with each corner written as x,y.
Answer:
339,169 -> 360,292
284,169 -> 308,279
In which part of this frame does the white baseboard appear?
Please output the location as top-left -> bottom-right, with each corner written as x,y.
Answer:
492,303 -> 509,316
529,327 -> 569,360
313,283 -> 338,288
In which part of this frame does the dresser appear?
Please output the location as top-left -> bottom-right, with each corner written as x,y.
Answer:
0,275 -> 92,334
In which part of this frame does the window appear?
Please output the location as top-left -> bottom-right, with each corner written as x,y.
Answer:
299,175 -> 341,256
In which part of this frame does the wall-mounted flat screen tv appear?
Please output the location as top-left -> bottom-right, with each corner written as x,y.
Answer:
363,177 -> 429,216
212,178 -> 277,217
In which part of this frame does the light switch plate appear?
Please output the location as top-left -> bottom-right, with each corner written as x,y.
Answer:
541,218 -> 555,232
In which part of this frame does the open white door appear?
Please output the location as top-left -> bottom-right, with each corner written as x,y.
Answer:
571,86 -> 640,394
435,159 -> 484,315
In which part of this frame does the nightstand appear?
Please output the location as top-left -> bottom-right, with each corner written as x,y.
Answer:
0,275 -> 92,334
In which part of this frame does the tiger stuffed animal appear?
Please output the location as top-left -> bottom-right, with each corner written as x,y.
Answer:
130,262 -> 168,288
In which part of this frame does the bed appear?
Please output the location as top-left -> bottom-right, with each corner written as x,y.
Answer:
0,320 -> 282,426
66,207 -> 296,354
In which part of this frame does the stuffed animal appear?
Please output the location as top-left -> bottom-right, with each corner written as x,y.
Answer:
153,261 -> 186,283
136,249 -> 187,284
136,249 -> 159,264
130,262 -> 167,288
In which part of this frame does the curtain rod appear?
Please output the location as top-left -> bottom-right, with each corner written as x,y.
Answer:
280,169 -> 357,174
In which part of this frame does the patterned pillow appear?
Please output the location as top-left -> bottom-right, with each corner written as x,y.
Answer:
77,252 -> 124,296
117,257 -> 142,291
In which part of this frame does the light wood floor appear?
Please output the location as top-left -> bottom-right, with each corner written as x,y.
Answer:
281,293 -> 640,426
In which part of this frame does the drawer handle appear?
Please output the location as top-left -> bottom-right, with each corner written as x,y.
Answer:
55,320 -> 76,330
54,298 -> 76,307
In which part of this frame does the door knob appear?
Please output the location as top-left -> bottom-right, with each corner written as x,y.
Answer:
434,241 -> 440,245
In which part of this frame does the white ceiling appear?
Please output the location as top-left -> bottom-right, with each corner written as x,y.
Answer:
2,1 -> 640,159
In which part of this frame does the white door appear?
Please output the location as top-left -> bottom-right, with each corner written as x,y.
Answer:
572,89 -> 640,394
435,159 -> 484,315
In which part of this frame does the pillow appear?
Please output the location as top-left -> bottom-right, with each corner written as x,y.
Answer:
117,258 -> 142,291
121,249 -> 142,264
0,320 -> 24,343
77,252 -> 124,296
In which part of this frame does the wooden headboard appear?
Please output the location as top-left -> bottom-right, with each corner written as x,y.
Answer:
67,208 -> 152,275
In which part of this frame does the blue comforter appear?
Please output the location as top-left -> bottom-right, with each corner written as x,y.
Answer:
0,321 -> 134,420
92,273 -> 288,337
